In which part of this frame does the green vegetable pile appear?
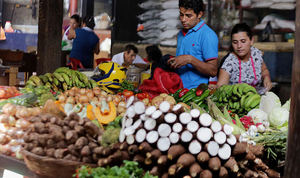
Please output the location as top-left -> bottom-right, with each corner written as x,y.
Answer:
253,130 -> 287,165
74,160 -> 157,178
118,80 -> 135,93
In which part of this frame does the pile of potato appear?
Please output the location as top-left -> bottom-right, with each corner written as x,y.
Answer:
0,103 -> 41,158
23,112 -> 103,163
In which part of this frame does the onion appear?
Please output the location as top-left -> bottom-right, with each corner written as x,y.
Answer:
79,95 -> 89,103
100,91 -> 107,96
6,128 -> 18,138
16,118 -> 30,129
91,97 -> 99,104
0,114 -> 10,124
2,103 -> 17,116
16,107 -> 31,119
8,116 -> 16,126
66,96 -> 75,104
93,87 -> 101,96
107,95 -> 113,102
31,107 -> 42,116
58,94 -> 66,102
80,88 -> 86,95
87,90 -> 95,100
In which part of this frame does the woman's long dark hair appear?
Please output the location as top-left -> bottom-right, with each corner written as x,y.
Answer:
145,45 -> 162,63
83,16 -> 95,30
230,23 -> 253,52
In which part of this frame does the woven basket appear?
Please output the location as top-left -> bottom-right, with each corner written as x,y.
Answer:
21,149 -> 97,178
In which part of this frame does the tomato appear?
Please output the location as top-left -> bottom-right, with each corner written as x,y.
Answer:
123,90 -> 134,99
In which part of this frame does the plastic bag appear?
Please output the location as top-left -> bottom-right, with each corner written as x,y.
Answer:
160,9 -> 179,19
161,0 -> 178,9
94,13 -> 111,30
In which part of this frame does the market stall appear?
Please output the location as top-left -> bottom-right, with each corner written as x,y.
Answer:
0,64 -> 291,178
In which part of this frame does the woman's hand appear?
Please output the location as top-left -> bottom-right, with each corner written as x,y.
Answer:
263,76 -> 272,91
167,55 -> 191,69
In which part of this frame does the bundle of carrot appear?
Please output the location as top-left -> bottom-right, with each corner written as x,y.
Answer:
94,96 -> 280,177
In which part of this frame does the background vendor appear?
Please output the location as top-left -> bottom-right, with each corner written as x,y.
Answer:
216,23 -> 272,91
168,0 -> 218,89
112,44 -> 148,69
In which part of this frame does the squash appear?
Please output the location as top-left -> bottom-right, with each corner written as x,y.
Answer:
95,101 -> 117,124
86,104 -> 95,120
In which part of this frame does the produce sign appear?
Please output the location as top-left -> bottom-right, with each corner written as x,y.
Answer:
22,112 -> 103,164
211,83 -> 260,117
25,67 -> 98,93
0,103 -> 41,159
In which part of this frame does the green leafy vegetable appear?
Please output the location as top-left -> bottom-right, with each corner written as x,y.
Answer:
118,80 -> 135,93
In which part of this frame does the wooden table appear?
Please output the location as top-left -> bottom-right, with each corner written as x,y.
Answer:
0,154 -> 35,177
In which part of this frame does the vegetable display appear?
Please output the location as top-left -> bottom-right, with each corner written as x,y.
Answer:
0,103 -> 41,159
22,112 -> 103,164
25,67 -> 98,93
211,83 -> 260,117
0,86 -> 21,99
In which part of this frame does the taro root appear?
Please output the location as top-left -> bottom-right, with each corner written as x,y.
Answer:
84,122 -> 99,137
74,125 -> 85,135
46,148 -> 55,157
54,149 -> 68,159
75,137 -> 88,149
31,147 -> 45,156
81,145 -> 91,156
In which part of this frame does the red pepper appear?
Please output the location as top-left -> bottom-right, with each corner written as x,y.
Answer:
123,89 -> 134,99
136,92 -> 148,100
179,88 -> 189,98
196,89 -> 203,96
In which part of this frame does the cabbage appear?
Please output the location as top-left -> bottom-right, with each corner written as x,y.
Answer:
259,92 -> 281,115
282,99 -> 291,111
268,107 -> 289,128
247,109 -> 268,124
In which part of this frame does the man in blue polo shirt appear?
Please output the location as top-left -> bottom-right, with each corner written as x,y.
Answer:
168,0 -> 218,89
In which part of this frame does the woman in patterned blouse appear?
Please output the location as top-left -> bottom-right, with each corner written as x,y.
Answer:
217,23 -> 272,91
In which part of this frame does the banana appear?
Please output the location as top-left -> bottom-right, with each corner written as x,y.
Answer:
242,85 -> 257,94
52,83 -> 59,92
90,80 -> 98,88
249,95 -> 261,108
55,67 -> 70,73
53,72 -> 64,82
39,75 -> 48,84
62,82 -> 68,91
26,80 -> 36,86
60,73 -> 70,86
75,71 -> 89,84
45,82 -> 52,89
53,78 -> 59,86
244,94 -> 261,109
44,73 -> 53,82
238,83 -> 248,95
232,84 -> 240,97
240,95 -> 247,108
29,75 -> 42,86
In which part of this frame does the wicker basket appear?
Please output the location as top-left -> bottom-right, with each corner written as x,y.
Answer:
21,149 -> 97,178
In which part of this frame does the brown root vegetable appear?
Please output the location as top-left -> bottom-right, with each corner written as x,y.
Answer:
128,145 -> 138,155
120,142 -> 129,150
88,142 -> 98,150
81,156 -> 92,163
81,145 -> 91,156
33,122 -> 47,134
54,149 -> 69,159
189,162 -> 202,177
224,157 -> 239,173
265,169 -> 280,178
157,155 -> 168,166
249,144 -> 264,157
197,151 -> 210,163
139,142 -> 153,153
168,164 -> 177,176
208,157 -> 221,171
62,125 -> 71,134
31,147 -> 45,156
176,153 -> 196,171
97,159 -> 106,167
69,120 -> 78,129
199,169 -> 212,178
245,151 -> 256,161
46,148 -> 55,157
84,122 -> 100,137
150,166 -> 160,176
146,149 -> 162,160
219,166 -> 229,178
151,96 -> 164,108
168,145 -> 186,160
133,154 -> 145,164
66,130 -> 78,143
63,154 -> 73,161
161,172 -> 168,178
47,139 -> 56,148
75,137 -> 88,149
244,169 -> 258,178
93,146 -> 104,155
74,125 -> 85,135
254,158 -> 269,171
144,157 -> 152,165
232,142 -> 248,156
53,131 -> 65,142
172,104 -> 184,114
56,140 -> 67,148
102,147 -> 112,157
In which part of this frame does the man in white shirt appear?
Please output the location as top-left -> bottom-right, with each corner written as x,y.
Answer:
112,44 -> 148,69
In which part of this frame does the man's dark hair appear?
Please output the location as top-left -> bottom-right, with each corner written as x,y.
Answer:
231,23 -> 253,40
230,23 -> 253,52
83,16 -> 95,29
145,45 -> 162,62
70,14 -> 81,26
125,44 -> 138,54
179,0 -> 205,15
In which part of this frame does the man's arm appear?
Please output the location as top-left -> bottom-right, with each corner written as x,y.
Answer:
261,61 -> 272,91
168,55 -> 218,77
68,28 -> 76,40
133,63 -> 150,70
